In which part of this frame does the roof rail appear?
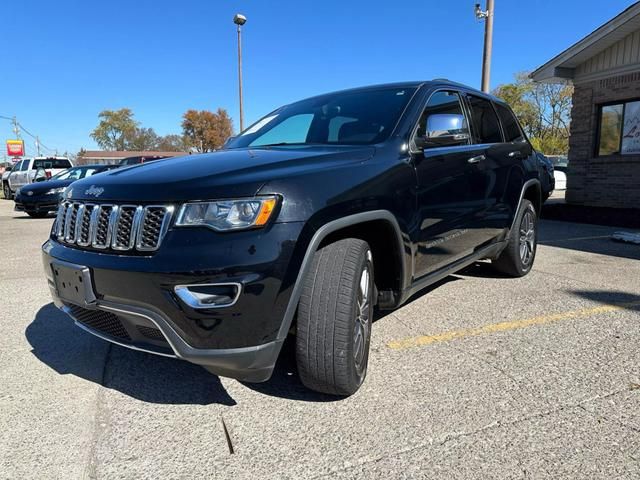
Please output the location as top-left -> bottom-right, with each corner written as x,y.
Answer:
431,78 -> 474,89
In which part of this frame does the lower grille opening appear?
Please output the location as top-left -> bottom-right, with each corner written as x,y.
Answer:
69,305 -> 131,341
136,325 -> 166,341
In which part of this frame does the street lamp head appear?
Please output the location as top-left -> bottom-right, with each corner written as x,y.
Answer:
233,14 -> 247,26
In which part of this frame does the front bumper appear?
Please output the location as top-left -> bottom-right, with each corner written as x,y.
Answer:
42,221 -> 309,382
14,192 -> 60,213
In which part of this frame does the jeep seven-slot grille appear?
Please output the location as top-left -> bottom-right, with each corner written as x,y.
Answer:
54,202 -> 173,253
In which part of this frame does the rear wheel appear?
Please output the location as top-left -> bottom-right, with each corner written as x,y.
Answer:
296,238 -> 374,396
492,199 -> 537,277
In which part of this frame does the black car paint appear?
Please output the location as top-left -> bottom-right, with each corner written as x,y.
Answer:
15,165 -> 118,214
42,81 -> 540,381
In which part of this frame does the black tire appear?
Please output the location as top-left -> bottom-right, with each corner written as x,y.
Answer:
296,238 -> 374,396
492,199 -> 538,277
2,182 -> 12,200
27,211 -> 49,218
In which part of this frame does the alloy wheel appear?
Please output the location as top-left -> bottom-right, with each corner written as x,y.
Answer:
519,210 -> 535,265
353,251 -> 372,375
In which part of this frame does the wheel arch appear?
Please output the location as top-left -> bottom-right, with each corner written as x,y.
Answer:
276,210 -> 406,341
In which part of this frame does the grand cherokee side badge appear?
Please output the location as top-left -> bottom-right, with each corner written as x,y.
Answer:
85,185 -> 104,197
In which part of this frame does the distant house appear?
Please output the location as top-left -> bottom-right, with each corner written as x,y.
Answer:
77,150 -> 188,166
531,2 -> 640,209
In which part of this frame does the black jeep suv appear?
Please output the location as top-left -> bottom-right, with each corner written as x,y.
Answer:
42,81 -> 541,396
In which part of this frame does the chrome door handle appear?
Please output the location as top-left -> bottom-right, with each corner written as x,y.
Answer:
508,150 -> 522,158
468,154 -> 486,164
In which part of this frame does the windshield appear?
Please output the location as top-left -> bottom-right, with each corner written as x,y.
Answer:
225,86 -> 417,149
51,167 -> 101,181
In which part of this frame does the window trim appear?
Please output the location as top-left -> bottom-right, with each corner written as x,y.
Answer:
464,93 -> 505,145
493,101 -> 528,144
595,98 -> 640,157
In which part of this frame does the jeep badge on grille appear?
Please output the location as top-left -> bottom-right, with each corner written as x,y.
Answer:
85,185 -> 104,197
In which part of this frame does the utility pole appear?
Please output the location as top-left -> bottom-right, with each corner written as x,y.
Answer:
35,136 -> 41,156
475,1 -> 495,93
12,116 -> 20,139
233,14 -> 247,132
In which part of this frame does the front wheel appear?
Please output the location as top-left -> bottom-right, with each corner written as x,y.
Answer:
296,238 -> 374,396
492,199 -> 538,277
2,182 -> 12,200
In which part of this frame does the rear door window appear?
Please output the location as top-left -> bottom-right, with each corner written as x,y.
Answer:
20,160 -> 30,171
467,95 -> 503,144
495,103 -> 525,142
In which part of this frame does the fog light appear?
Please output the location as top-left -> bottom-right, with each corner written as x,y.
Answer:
174,283 -> 241,309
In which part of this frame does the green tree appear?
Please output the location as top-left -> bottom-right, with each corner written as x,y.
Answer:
90,108 -> 139,150
182,108 -> 234,152
493,72 -> 573,155
155,134 -> 188,152
128,127 -> 160,151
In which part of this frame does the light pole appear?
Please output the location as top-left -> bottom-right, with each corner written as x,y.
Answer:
234,13 -> 247,132
475,1 -> 495,93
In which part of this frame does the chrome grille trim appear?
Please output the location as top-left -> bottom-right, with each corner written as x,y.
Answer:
64,203 -> 80,243
136,205 -> 174,252
112,205 -> 139,251
54,201 -> 172,253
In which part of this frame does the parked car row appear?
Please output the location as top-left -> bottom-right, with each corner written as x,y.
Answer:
3,155 -> 175,217
2,157 -> 73,199
14,164 -> 120,217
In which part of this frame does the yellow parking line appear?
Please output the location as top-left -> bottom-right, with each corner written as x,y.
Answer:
387,301 -> 640,350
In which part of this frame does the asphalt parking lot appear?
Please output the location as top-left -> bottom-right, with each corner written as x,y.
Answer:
1,199 -> 639,479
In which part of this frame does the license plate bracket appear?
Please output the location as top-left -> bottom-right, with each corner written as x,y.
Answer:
50,262 -> 97,306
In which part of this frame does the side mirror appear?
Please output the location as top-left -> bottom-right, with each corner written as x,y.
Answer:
416,113 -> 470,149
222,135 -> 237,148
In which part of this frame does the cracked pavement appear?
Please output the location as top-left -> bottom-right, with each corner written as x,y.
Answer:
1,200 -> 639,479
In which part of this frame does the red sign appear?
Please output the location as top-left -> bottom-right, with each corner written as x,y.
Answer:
6,139 -> 24,157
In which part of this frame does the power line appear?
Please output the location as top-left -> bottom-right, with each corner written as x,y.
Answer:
0,115 -> 59,155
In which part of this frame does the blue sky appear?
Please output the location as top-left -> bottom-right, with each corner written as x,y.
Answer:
1,0 -> 636,156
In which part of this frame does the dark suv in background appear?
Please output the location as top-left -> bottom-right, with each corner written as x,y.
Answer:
42,80 -> 541,396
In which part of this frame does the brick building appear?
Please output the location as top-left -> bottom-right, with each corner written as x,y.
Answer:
531,3 -> 640,208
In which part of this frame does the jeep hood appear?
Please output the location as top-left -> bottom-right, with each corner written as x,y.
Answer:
67,146 -> 375,202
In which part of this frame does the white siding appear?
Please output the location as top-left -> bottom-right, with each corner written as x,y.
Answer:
575,29 -> 640,79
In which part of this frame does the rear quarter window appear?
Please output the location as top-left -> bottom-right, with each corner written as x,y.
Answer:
495,103 -> 525,143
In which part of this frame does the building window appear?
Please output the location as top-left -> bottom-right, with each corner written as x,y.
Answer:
598,100 -> 640,156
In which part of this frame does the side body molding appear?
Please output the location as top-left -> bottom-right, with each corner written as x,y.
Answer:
276,210 -> 406,341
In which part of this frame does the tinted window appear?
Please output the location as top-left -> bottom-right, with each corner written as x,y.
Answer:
228,86 -> 417,148
468,95 -> 502,144
20,160 -> 30,171
32,158 -> 72,169
495,103 -> 524,142
598,104 -> 624,156
415,91 -> 469,147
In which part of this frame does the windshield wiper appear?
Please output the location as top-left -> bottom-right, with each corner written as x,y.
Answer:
254,142 -> 322,147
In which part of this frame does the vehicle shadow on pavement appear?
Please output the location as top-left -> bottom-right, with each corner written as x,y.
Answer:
244,276 -> 464,402
240,336 -> 344,402
26,303 -> 237,406
569,290 -> 640,311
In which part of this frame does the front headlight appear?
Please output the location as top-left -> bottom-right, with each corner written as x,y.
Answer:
175,196 -> 278,231
45,187 -> 66,195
